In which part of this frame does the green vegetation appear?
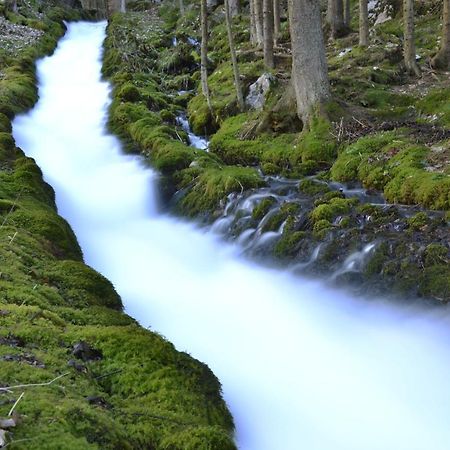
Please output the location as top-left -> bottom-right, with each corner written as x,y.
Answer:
101,1 -> 449,302
0,3 -> 235,449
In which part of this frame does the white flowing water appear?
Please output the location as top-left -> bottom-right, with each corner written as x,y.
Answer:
13,22 -> 450,450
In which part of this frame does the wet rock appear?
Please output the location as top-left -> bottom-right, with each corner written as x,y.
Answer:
245,73 -> 274,110
72,341 -> 103,362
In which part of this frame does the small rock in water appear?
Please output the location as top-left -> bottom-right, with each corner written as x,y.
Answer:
245,73 -> 274,110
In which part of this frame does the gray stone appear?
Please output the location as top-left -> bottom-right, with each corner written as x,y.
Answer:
245,73 -> 274,111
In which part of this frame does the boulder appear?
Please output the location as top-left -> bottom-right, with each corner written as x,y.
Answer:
245,73 -> 274,111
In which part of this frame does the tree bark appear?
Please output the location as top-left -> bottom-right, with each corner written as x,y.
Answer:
343,0 -> 350,28
273,0 -> 281,46
225,0 -> 245,111
328,0 -> 345,39
254,0 -> 264,46
228,0 -> 239,17
403,0 -> 420,76
179,0 -> 184,16
200,0 -> 213,112
263,0 -> 275,68
432,0 -> 450,70
289,0 -> 331,126
120,0 -> 126,13
359,0 -> 368,46
250,0 -> 258,44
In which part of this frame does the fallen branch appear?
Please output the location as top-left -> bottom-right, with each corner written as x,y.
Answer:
8,392 -> 24,417
0,373 -> 70,392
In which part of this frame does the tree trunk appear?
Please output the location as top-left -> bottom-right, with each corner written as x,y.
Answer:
254,0 -> 264,46
228,0 -> 239,17
250,0 -> 258,45
289,0 -> 331,126
263,0 -> 275,68
120,0 -> 126,13
328,0 -> 345,38
343,0 -> 350,28
179,0 -> 184,16
432,0 -> 450,69
200,0 -> 213,112
403,0 -> 420,76
273,0 -> 281,46
225,0 -> 245,111
359,0 -> 368,46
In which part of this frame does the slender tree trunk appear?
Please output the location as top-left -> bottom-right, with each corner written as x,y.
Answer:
328,0 -> 345,38
343,0 -> 350,28
432,0 -> 450,69
229,0 -> 239,17
225,0 -> 245,111
200,0 -> 213,111
120,0 -> 126,13
359,0 -> 368,46
273,0 -> 281,46
263,0 -> 275,68
254,0 -> 264,46
179,0 -> 185,16
250,0 -> 258,44
289,0 -> 331,127
403,0 -> 420,76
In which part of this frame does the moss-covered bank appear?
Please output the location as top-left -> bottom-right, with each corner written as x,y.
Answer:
102,1 -> 448,303
0,3 -> 235,449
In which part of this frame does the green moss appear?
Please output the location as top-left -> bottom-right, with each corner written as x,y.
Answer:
416,88 -> 450,127
252,197 -> 276,221
310,197 -> 357,223
0,10 -> 236,449
407,212 -> 429,230
298,179 -> 330,196
117,82 -> 141,102
330,132 -> 397,182
423,244 -> 448,267
180,166 -> 264,216
365,244 -> 388,276
298,117 -> 337,164
274,231 -> 306,258
313,219 -> 333,239
160,426 -> 236,450
187,59 -> 264,134
331,131 -> 450,210
419,265 -> 450,301
0,113 -> 12,133
42,260 -> 123,310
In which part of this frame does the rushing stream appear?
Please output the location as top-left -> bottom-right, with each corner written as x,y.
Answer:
13,21 -> 450,450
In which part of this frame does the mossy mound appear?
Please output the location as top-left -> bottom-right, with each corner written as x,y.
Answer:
180,166 -> 264,216
331,131 -> 450,210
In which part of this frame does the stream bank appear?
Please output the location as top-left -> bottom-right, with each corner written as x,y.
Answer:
0,5 -> 235,449
104,5 -> 449,302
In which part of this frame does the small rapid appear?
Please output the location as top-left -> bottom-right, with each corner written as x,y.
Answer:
13,22 -> 450,450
